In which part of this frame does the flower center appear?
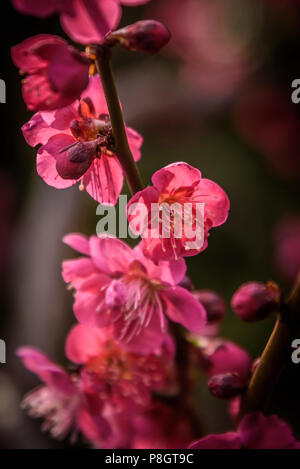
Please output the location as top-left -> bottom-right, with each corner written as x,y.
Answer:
158,186 -> 196,206
70,117 -> 108,142
56,99 -> 115,181
104,261 -> 165,342
87,340 -> 132,382
70,97 -> 115,155
70,114 -> 114,155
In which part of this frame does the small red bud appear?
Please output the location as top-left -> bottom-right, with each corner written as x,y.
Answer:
193,290 -> 226,323
106,20 -> 171,54
179,275 -> 194,291
56,141 -> 96,180
231,281 -> 279,322
208,373 -> 245,400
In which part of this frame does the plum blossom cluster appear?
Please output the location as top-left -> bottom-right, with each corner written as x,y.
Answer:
12,0 -> 300,451
18,324 -> 174,446
21,75 -> 143,205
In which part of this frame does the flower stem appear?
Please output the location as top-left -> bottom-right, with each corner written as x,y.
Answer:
239,274 -> 300,417
172,324 -> 202,436
95,46 -> 144,195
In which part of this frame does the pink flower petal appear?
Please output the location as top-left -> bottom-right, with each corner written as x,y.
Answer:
195,178 -> 230,227
37,134 -> 77,189
17,347 -> 76,395
73,290 -> 110,328
239,413 -> 298,449
152,162 -> 202,193
77,406 -> 111,445
80,75 -> 108,117
62,258 -> 97,288
127,127 -> 143,162
190,414 -> 300,449
12,0 -> 69,17
12,35 -> 88,111
63,233 -> 90,256
134,244 -> 186,286
79,273 -> 111,294
161,286 -> 207,333
89,236 -> 133,276
141,236 -> 184,264
60,0 -> 121,45
11,34 -> 63,73
190,433 -> 240,449
127,186 -> 159,236
22,112 -> 59,147
84,155 -> 124,206
65,324 -> 107,364
21,72 -> 62,111
42,104 -> 78,132
155,258 -> 187,286
46,46 -> 89,101
115,314 -> 171,356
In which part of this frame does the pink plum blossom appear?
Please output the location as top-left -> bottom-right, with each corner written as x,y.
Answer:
190,413 -> 300,449
12,0 -> 151,45
17,346 -> 111,443
127,162 -> 229,263
66,324 -> 173,410
22,75 -> 143,205
18,336 -> 175,448
11,35 -> 89,111
62,233 -> 206,352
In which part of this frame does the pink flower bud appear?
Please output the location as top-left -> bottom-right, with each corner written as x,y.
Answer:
193,290 -> 226,323
56,141 -> 97,180
231,282 -> 279,322
106,20 -> 171,54
105,280 -> 127,311
208,373 -> 245,400
198,339 -> 252,383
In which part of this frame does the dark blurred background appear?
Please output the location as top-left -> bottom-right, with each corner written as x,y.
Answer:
0,0 -> 300,448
